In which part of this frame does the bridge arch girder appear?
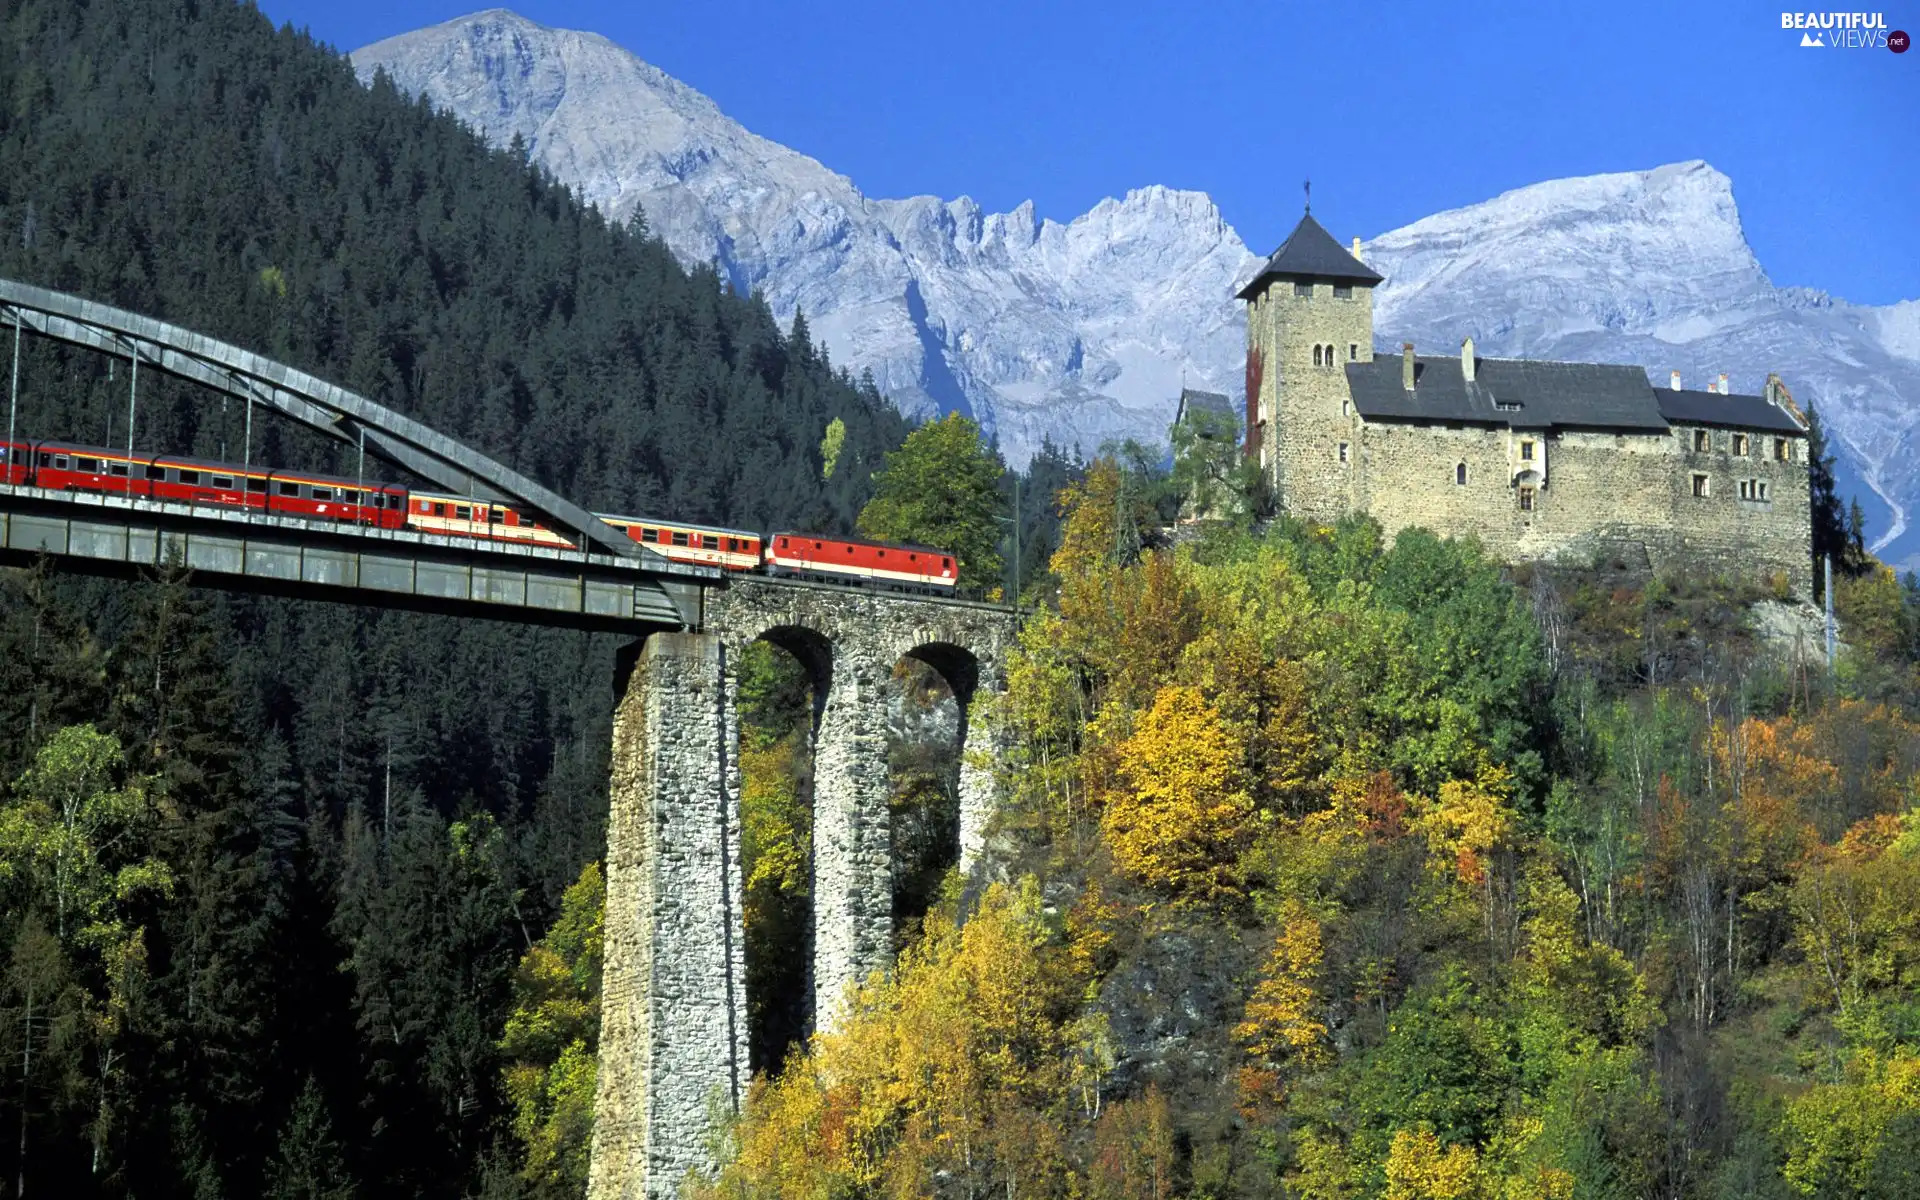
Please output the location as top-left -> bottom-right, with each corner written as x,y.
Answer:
0,277 -> 643,559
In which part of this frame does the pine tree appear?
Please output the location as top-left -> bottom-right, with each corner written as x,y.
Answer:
1804,403 -> 1854,588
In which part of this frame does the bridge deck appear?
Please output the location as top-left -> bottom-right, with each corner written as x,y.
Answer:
0,486 -> 1019,630
0,485 -> 713,629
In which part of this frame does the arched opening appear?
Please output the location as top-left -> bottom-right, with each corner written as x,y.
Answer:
735,629 -> 829,1076
1312,344 -> 1323,367
1456,462 -> 1468,486
889,643 -> 981,947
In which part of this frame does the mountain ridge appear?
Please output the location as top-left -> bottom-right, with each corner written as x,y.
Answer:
353,9 -> 1920,563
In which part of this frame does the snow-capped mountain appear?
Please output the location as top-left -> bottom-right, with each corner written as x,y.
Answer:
350,10 -> 1254,464
352,11 -> 1920,562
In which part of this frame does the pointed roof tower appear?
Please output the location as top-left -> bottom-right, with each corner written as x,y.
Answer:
1236,212 -> 1383,300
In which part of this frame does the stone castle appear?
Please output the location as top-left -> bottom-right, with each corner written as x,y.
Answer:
1235,210 -> 1814,596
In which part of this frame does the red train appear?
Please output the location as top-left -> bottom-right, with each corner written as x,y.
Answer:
0,438 -> 959,595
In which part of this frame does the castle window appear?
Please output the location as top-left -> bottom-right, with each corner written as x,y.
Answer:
1338,442 -> 1349,463
1692,430 -> 1709,453
1342,400 -> 1351,416
1732,433 -> 1749,456
1455,463 -> 1468,486
1313,345 -> 1322,366
1294,281 -> 1313,298
1519,440 -> 1535,462
1518,486 -> 1535,512
1759,480 -> 1770,501
1774,437 -> 1790,461
1739,479 -> 1753,500
1692,473 -> 1710,498
1334,284 -> 1352,299
1349,343 -> 1358,361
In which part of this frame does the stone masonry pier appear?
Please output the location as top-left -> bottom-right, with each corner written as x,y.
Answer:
587,579 -> 1017,1199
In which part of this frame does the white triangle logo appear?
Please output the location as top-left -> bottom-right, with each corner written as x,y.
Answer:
1800,31 -> 1824,46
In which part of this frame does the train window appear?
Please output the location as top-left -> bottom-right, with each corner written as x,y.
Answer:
247,477 -> 266,493
908,553 -> 918,561
846,545 -> 855,554
0,448 -> 7,463
942,558 -> 952,567
277,481 -> 297,496
312,487 -> 332,501
76,457 -> 99,472
179,469 -> 199,485
641,527 -> 657,541
109,463 -> 129,477
490,508 -> 503,523
877,550 -> 886,557
53,455 -> 68,469
211,475 -> 233,488
36,452 -> 48,467
455,505 -> 471,520
700,535 -> 716,549
671,532 -> 690,546
433,502 -> 447,517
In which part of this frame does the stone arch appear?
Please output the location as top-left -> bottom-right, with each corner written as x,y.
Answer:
886,635 -> 1007,875
722,622 -> 834,1071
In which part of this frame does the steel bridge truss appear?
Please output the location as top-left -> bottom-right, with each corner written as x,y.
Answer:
0,277 -> 643,559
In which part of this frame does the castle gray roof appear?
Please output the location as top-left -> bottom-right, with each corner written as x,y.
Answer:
1657,388 -> 1806,434
1346,354 -> 1807,435
1236,213 -> 1383,299
1175,388 -> 1236,423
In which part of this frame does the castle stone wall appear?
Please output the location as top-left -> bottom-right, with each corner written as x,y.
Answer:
1352,419 -> 1812,595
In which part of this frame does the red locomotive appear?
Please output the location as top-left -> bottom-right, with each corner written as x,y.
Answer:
1,437 -> 959,595
767,533 -> 956,592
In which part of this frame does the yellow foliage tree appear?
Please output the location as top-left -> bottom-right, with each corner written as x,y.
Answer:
498,863 -> 604,1197
1104,685 -> 1255,903
701,881 -> 1080,1199
1781,1048 -> 1920,1196
1415,764 -> 1515,889
1384,1125 -> 1482,1200
1235,899 -> 1330,1068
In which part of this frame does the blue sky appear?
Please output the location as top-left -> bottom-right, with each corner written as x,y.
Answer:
262,0 -> 1918,306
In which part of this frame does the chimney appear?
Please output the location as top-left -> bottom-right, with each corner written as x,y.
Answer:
1717,372 -> 1729,395
1351,236 -> 1363,260
1670,370 -> 1682,391
1765,372 -> 1781,406
1402,343 -> 1416,392
1461,336 -> 1476,383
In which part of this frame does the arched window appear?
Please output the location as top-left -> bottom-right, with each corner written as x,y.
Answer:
1312,345 -> 1322,366
1455,462 -> 1468,486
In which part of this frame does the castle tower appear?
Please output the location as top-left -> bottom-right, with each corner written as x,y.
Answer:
1237,210 -> 1381,522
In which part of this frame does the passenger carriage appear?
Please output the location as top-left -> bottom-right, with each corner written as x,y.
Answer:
405,493 -> 572,547
600,516 -> 763,570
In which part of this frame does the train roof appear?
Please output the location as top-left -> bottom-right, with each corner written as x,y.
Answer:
35,440 -> 151,460
598,513 -> 763,538
769,531 -> 954,557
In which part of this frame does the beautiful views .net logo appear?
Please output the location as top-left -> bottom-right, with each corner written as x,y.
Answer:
1781,11 -> 1908,50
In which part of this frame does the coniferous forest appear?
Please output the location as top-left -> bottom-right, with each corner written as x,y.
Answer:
0,0 -> 944,1194
8,3 -> 1920,1200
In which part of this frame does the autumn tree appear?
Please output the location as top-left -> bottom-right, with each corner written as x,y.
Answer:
499,862 -> 604,1197
1105,686 -> 1255,904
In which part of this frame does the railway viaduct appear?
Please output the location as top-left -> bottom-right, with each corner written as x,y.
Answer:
0,279 -> 1020,1199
